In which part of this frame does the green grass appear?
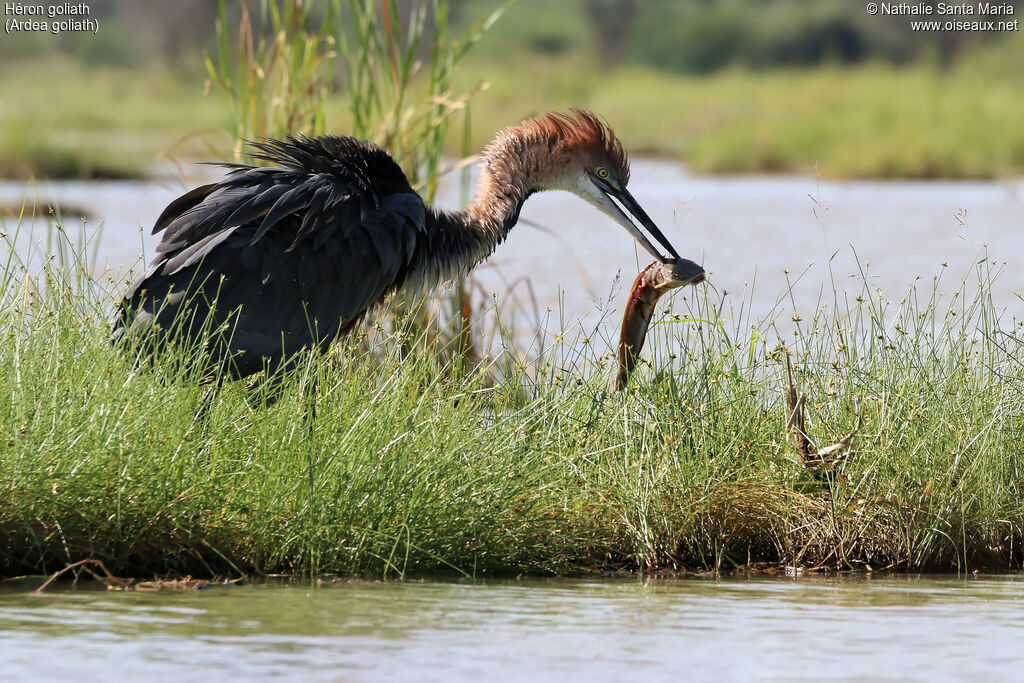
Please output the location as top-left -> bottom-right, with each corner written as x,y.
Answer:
2,217 -> 1022,578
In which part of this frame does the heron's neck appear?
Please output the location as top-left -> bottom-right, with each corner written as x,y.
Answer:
420,147 -> 541,284
464,155 -> 535,236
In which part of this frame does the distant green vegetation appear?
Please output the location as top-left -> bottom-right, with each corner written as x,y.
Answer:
455,0 -> 1012,71
1,218 -> 1022,577
3,0 -> 1021,179
0,57 -> 230,179
455,48 -> 1024,179
4,0 -> 1006,73
4,37 -> 1023,180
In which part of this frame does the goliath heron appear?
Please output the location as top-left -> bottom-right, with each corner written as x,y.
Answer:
114,109 -> 705,377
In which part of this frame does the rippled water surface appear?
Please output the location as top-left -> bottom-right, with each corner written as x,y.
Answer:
2,575 -> 1023,681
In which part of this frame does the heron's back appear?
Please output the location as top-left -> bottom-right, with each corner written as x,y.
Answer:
114,136 -> 427,377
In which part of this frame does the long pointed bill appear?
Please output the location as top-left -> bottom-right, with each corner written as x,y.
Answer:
603,186 -> 681,262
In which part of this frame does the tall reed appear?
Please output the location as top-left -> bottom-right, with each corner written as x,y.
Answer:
206,0 -> 336,160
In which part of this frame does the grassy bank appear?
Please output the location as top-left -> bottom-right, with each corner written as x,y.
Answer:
0,57 -> 229,179
2,219 -> 1022,578
4,40 -> 1023,180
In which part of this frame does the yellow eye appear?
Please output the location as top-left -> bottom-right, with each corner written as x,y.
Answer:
596,167 -> 610,179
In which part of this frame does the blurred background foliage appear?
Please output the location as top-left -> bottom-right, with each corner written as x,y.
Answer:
4,0 -> 1015,71
1,0 -> 1022,179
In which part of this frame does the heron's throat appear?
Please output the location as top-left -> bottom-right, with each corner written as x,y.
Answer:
417,138 -> 548,287
430,151 -> 533,265
466,156 -> 535,236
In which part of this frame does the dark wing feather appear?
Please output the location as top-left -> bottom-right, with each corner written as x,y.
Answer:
250,183 -> 310,245
116,135 -> 427,377
152,183 -> 219,233
289,178 -> 334,251
223,182 -> 290,227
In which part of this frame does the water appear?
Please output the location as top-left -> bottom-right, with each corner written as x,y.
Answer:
2,575 -> 1023,681
2,161 -> 1022,351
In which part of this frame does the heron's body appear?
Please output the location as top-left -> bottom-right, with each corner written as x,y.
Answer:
114,110 -> 704,378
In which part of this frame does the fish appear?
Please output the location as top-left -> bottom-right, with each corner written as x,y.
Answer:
616,258 -> 704,390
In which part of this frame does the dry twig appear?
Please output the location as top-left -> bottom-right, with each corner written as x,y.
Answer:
785,354 -> 861,476
32,559 -> 133,593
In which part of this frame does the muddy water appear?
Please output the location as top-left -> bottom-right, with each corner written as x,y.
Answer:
2,575 -> 1023,681
2,161 -> 1023,349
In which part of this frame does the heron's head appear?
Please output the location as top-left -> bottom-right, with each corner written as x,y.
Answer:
503,110 -> 699,278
